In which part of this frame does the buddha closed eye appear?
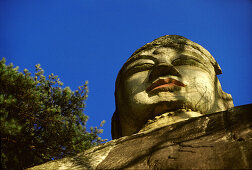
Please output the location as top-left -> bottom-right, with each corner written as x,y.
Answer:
124,52 -> 213,79
124,60 -> 155,77
172,55 -> 212,73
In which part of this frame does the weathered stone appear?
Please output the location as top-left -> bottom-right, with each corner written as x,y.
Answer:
29,104 -> 252,169
112,35 -> 234,139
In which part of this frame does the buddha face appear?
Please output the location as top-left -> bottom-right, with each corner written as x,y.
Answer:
112,36 -> 233,139
120,46 -> 217,131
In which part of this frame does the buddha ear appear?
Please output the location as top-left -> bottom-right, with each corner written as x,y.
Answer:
215,77 -> 234,110
111,110 -> 122,139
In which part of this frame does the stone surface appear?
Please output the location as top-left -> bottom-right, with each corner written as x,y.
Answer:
112,35 -> 234,139
29,104 -> 252,169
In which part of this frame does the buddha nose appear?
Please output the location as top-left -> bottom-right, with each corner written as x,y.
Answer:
148,63 -> 181,82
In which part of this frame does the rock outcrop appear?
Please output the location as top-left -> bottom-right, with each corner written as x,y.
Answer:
29,104 -> 252,169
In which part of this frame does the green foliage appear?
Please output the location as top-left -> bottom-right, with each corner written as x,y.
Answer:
0,58 -> 106,170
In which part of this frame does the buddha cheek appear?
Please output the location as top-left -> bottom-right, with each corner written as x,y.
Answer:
183,70 -> 216,112
124,71 -> 150,102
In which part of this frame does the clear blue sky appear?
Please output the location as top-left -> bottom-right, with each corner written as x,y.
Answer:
1,0 -> 251,141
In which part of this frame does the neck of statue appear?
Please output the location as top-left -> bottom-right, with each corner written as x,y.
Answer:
138,110 -> 202,134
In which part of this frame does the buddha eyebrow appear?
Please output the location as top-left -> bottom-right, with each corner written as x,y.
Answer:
123,55 -> 157,75
176,54 -> 208,66
176,54 -> 213,73
179,52 -> 207,63
176,54 -> 203,62
127,55 -> 159,65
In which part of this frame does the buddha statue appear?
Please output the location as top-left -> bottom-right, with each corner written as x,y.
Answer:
29,35 -> 250,170
112,35 -> 233,139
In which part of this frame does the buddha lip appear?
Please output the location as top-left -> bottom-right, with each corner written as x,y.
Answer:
146,78 -> 186,92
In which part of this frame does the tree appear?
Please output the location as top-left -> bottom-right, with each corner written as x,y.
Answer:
0,58 -> 105,170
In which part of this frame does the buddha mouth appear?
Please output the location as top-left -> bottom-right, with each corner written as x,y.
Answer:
146,78 -> 186,92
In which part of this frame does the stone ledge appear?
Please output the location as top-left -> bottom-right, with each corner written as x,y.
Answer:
29,104 -> 252,169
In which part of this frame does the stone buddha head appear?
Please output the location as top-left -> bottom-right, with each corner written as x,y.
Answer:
112,35 -> 233,139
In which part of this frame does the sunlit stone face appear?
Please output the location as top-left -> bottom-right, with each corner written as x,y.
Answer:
121,47 -> 216,131
112,35 -> 233,139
